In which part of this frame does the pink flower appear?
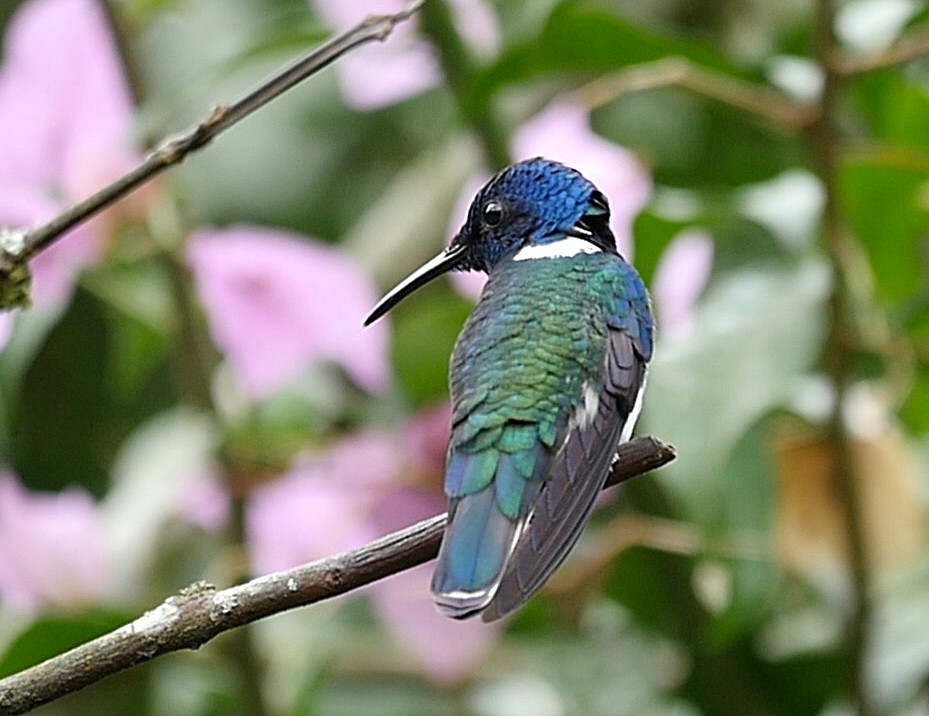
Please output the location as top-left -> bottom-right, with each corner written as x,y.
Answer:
404,402 -> 452,488
0,316 -> 13,352
0,0 -> 138,308
246,407 -> 499,684
187,226 -> 392,400
311,0 -> 500,110
0,472 -> 110,615
246,431 -> 401,573
371,560 -> 498,684
450,101 -> 652,301
178,471 -> 231,534
651,230 -> 715,339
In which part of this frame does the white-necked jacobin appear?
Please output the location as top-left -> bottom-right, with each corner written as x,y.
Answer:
365,158 -> 653,622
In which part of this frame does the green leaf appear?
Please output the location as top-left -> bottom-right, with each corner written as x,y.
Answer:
852,69 -> 929,151
0,610 -> 127,677
492,620 -> 696,716
7,291 -> 113,494
606,546 -> 700,639
901,366 -> 929,434
642,259 -> 830,521
841,160 -> 929,306
631,210 -> 691,285
595,89 -> 800,188
703,423 -> 779,647
391,289 -> 471,406
473,0 -> 737,101
534,3 -> 730,73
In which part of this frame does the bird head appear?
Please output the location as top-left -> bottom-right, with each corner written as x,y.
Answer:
365,157 -> 616,325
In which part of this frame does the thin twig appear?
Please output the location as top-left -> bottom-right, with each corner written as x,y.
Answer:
549,514 -> 768,600
832,24 -> 929,75
0,436 -> 674,715
0,1 -> 422,276
569,57 -> 819,133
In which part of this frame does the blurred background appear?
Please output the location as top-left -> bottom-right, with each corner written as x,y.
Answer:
1,0 -> 928,714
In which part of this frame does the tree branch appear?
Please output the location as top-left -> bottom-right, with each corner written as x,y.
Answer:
0,436 -> 673,715
832,24 -> 929,76
0,1 -> 423,312
570,57 -> 819,133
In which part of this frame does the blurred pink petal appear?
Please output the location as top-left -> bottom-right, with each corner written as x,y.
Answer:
246,431 -> 401,574
513,101 -> 652,261
0,315 -> 13,351
0,0 -> 135,191
178,472 -> 231,533
188,226 -> 392,400
447,0 -> 501,59
451,270 -> 488,302
311,0 -> 499,110
373,562 -> 499,684
0,472 -> 110,615
0,0 -> 138,307
312,0 -> 437,109
404,402 -> 451,488
328,38 -> 441,111
247,478 -> 378,574
652,229 -> 714,339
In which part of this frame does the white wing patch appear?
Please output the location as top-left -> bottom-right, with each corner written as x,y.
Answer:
513,237 -> 601,261
569,381 -> 601,431
620,372 -> 647,444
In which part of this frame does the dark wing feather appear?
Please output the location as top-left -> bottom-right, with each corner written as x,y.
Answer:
480,328 -> 647,622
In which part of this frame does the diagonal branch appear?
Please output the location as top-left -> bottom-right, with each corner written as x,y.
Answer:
832,24 -> 929,75
569,57 -> 819,133
0,435 -> 674,715
0,1 -> 423,311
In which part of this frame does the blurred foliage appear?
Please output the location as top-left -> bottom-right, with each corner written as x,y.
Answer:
1,0 -> 929,715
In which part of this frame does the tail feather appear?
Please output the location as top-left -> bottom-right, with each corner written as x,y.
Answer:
431,484 -> 520,618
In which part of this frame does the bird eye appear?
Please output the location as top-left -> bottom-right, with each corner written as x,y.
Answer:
481,200 -> 505,227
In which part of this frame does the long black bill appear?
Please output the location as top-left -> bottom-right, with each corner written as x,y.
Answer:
364,243 -> 468,326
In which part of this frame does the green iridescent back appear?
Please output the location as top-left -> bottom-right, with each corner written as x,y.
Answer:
447,251 -> 648,499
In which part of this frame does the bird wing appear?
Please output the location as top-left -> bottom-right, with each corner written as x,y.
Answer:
480,327 -> 648,622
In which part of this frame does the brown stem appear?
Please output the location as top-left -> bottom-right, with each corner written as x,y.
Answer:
570,57 -> 818,133
418,0 -> 512,170
810,2 -> 873,714
832,24 -> 929,75
97,0 -> 145,107
0,436 -> 674,715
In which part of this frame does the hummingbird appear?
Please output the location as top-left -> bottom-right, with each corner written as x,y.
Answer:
365,158 -> 653,622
